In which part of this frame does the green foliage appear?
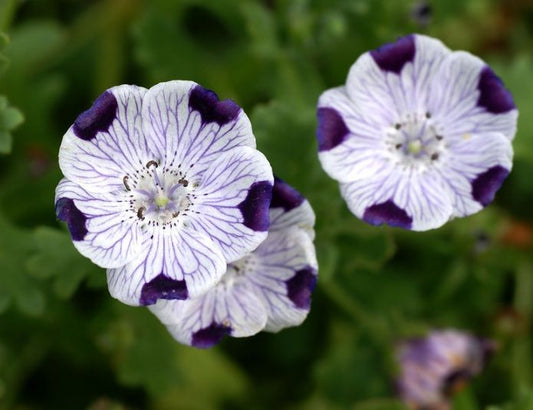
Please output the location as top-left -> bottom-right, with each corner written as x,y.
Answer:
0,32 -> 23,154
0,0 -> 532,409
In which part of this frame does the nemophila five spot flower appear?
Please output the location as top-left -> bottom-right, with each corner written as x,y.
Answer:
149,178 -> 318,348
396,330 -> 496,410
317,34 -> 517,231
55,81 -> 273,306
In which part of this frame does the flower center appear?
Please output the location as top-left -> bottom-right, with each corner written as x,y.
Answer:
221,254 -> 258,287
385,111 -> 445,167
123,160 -> 197,229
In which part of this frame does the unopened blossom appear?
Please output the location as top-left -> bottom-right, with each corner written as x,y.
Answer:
149,177 -> 318,348
396,329 -> 496,409
55,81 -> 273,306
317,34 -> 517,231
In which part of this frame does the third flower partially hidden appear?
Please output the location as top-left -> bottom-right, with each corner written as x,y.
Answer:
149,178 -> 318,348
317,34 -> 517,231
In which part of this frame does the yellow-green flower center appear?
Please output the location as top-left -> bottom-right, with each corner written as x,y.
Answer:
155,195 -> 170,208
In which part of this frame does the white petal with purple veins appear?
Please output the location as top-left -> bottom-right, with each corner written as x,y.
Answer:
142,80 -> 255,178
59,85 -> 149,194
317,87 -> 393,183
346,35 -> 450,125
341,167 -> 454,231
440,131 -> 512,216
189,146 -> 273,263
248,229 -> 318,333
270,201 -> 315,240
55,178 -> 140,268
427,51 -> 518,141
106,228 -> 226,306
150,279 -> 268,348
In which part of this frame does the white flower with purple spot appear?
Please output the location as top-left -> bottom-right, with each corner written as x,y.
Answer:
317,34 -> 517,231
396,329 -> 496,409
55,81 -> 273,306
149,177 -> 317,348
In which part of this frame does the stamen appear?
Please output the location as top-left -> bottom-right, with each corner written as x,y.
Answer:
178,178 -> 189,187
146,160 -> 158,169
123,176 -> 131,191
137,206 -> 146,219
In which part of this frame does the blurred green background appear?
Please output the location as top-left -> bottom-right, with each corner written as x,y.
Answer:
0,0 -> 532,409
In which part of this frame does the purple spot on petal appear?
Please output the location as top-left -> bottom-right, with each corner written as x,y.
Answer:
192,322 -> 232,349
316,107 -> 349,151
472,165 -> 509,207
270,176 -> 305,212
140,274 -> 188,306
370,35 -> 415,74
286,266 -> 317,310
238,180 -> 273,231
477,66 -> 516,114
363,200 -> 413,229
55,198 -> 88,241
189,85 -> 241,126
72,91 -> 118,141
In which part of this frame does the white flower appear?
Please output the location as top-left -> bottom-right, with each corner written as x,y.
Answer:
149,178 -> 318,348
55,81 -> 273,306
317,34 -> 517,231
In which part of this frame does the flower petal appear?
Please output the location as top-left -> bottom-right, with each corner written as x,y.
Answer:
269,177 -> 315,239
106,228 -> 226,306
55,178 -> 140,268
317,87 -> 393,183
341,167 -> 454,231
189,146 -> 273,263
346,34 -> 450,125
59,85 -> 149,194
247,229 -> 318,333
427,51 -> 517,141
439,131 -> 512,216
149,279 -> 268,348
141,80 -> 255,178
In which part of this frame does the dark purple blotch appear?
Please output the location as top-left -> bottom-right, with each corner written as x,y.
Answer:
189,85 -> 240,126
270,176 -> 305,212
238,180 -> 273,232
316,107 -> 350,152
477,66 -> 516,114
139,273 -> 188,306
443,368 -> 474,396
286,266 -> 317,310
362,200 -> 413,229
191,322 -> 232,349
370,34 -> 415,74
72,91 -> 118,141
471,165 -> 509,207
55,198 -> 88,241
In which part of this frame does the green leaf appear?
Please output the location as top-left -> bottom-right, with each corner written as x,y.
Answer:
0,217 -> 46,316
26,227 -> 97,299
0,95 -> 23,154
